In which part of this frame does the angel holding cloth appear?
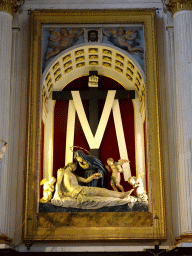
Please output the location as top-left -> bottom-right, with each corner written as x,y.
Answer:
105,158 -> 130,192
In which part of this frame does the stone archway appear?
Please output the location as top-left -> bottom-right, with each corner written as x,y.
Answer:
42,43 -> 145,112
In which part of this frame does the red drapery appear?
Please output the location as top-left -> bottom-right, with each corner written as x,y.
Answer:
52,76 -> 136,191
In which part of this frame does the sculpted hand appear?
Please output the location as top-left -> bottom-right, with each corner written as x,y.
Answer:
92,173 -> 102,179
105,165 -> 111,171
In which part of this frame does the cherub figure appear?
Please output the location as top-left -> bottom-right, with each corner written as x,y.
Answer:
128,174 -> 148,202
105,158 -> 130,192
40,177 -> 56,203
46,28 -> 84,60
103,27 -> 143,59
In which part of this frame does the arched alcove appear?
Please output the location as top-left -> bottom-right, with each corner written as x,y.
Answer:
25,9 -> 167,242
41,44 -> 146,191
42,44 -> 145,114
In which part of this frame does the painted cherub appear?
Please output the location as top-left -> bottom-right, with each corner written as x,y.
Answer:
105,158 -> 130,192
128,174 -> 148,202
40,177 -> 56,203
103,27 -> 143,59
46,28 -> 84,60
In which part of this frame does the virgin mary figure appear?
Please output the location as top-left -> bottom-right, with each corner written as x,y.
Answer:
73,150 -> 107,188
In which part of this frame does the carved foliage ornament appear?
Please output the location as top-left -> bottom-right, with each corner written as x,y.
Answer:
162,0 -> 192,14
0,0 -> 24,16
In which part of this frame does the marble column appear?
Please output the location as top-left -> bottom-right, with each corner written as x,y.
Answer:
163,0 -> 192,242
132,97 -> 146,189
0,0 -> 19,244
43,101 -> 55,180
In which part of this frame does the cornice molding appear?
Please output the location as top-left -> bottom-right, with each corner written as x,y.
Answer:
0,0 -> 23,16
162,0 -> 192,15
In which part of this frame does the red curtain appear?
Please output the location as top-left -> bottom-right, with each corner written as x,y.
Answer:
53,76 -> 135,191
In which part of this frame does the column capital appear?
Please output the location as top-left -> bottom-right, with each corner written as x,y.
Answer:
162,0 -> 192,15
0,0 -> 23,16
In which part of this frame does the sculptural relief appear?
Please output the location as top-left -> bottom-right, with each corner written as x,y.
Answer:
51,162 -> 136,209
40,177 -> 56,203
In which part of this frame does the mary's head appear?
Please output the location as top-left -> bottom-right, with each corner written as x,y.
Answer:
74,150 -> 87,163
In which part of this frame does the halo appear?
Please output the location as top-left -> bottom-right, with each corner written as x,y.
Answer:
70,146 -> 91,155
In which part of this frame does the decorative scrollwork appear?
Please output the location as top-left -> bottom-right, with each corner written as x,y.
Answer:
0,0 -> 25,16
162,0 -> 192,14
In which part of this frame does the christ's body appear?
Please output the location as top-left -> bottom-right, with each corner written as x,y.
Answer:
57,163 -> 133,199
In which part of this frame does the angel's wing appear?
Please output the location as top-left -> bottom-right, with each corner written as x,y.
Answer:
49,29 -> 61,38
40,178 -> 47,185
69,28 -> 79,35
107,28 -> 117,35
137,173 -> 145,180
125,30 -> 136,37
118,159 -> 130,165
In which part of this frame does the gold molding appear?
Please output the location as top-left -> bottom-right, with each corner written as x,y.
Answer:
0,235 -> 12,245
0,0 -> 22,16
176,234 -> 192,244
24,9 -> 166,244
163,0 -> 192,15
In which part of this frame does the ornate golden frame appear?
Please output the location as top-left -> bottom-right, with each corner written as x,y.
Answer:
24,9 -> 166,244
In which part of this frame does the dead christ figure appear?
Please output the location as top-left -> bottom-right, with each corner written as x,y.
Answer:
56,163 -> 133,200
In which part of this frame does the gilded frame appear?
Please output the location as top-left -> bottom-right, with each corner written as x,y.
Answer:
24,9 -> 166,243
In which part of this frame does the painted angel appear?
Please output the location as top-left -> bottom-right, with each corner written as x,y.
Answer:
128,173 -> 148,202
105,158 -> 130,192
46,28 -> 84,60
39,176 -> 56,203
103,27 -> 143,59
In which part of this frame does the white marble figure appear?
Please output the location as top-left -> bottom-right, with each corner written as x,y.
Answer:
40,177 -> 56,203
128,174 -> 148,202
51,162 -> 137,209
